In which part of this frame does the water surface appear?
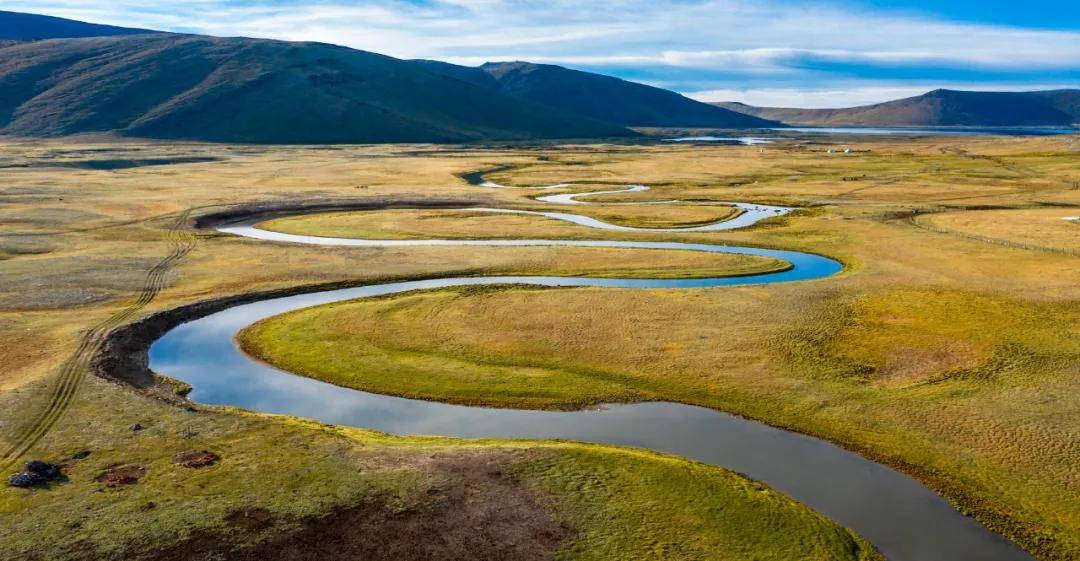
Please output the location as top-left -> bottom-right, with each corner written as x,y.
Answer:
663,136 -> 773,144
774,126 -> 1076,136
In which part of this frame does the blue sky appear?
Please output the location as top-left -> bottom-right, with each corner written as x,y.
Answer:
12,1 -> 1079,107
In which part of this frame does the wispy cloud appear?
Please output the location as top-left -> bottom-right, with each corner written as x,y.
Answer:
661,45 -> 1080,71
8,0 -> 1079,106
689,83 -> 1080,108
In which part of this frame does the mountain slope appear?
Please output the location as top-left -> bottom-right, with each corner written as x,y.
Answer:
416,60 -> 778,128
0,10 -> 153,40
412,60 -> 500,89
0,34 -> 633,143
716,89 -> 1080,127
1025,90 -> 1080,121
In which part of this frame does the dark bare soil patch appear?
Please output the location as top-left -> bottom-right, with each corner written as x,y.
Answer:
145,454 -> 569,561
0,255 -> 166,311
224,508 -> 275,532
1,207 -> 109,226
0,237 -> 58,257
171,450 -> 219,468
94,465 -> 147,488
0,157 -> 222,170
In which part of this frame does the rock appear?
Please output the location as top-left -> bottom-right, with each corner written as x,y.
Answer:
7,460 -> 62,488
26,460 -> 61,480
130,423 -> 144,432
8,472 -> 42,488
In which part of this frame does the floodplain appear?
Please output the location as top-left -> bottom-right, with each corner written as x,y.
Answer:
0,135 -> 1077,561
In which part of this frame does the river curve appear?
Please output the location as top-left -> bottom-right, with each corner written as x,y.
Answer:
148,195 -> 1033,561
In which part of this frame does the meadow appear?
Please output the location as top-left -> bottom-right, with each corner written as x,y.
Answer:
1,135 -> 1077,560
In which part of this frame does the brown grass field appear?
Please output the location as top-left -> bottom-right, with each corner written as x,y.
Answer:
0,134 -> 1077,560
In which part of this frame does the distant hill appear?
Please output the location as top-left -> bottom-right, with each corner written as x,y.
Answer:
416,60 -> 779,128
1024,90 -> 1080,121
0,34 -> 633,143
0,10 -> 152,40
715,89 -> 1080,127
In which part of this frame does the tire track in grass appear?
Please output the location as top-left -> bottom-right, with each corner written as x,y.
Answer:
1,210 -> 197,471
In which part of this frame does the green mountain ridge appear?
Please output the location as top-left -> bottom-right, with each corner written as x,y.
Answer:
0,33 -> 634,143
9,10 -> 1071,141
415,59 -> 779,128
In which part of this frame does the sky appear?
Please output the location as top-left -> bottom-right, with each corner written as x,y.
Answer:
11,1 -> 1080,107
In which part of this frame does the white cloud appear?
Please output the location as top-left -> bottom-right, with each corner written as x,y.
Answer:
660,45 -> 1080,71
8,0 -> 1079,104
689,83 -> 1080,108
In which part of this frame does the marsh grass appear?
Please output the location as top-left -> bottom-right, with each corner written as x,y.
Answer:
257,205 -> 748,240
515,447 -> 882,561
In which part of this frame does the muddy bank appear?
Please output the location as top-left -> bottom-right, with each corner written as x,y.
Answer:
55,454 -> 568,561
458,164 -> 516,186
0,157 -> 223,170
198,454 -> 567,561
192,197 -> 494,230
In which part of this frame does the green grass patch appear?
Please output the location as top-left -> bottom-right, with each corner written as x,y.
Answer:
237,287 -> 653,409
516,445 -> 882,561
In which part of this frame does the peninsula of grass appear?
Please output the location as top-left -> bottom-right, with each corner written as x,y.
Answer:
0,377 -> 880,561
238,280 -> 1080,560
552,202 -> 743,229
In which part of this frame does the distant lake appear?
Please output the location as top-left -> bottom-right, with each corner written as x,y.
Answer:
773,126 -> 1077,136
663,136 -> 773,144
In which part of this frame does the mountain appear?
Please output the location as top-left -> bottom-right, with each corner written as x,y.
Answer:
416,60 -> 779,129
0,34 -> 634,143
715,89 -> 1080,127
0,10 -> 153,40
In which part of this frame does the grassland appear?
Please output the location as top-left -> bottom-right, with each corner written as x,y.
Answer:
914,207 -> 1079,254
560,202 -> 742,228
1,135 -> 1078,560
257,205 -> 748,240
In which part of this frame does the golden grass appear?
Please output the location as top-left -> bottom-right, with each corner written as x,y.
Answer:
549,202 -> 742,228
257,207 -> 755,240
916,207 -> 1080,254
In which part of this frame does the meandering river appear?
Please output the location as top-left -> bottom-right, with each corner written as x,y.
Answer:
149,184 -> 1034,561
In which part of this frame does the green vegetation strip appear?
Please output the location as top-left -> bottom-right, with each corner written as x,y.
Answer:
517,445 -> 882,561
